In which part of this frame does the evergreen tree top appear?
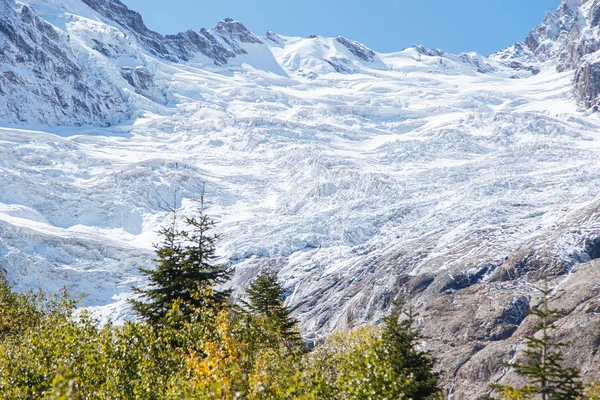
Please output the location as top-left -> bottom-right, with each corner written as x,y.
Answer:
247,268 -> 286,318
130,192 -> 231,326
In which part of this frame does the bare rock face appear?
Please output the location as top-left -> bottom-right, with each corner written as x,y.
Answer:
165,29 -> 236,65
524,0 -> 584,69
509,0 -> 600,108
491,42 -> 541,74
81,0 -> 175,60
493,0 -> 600,108
233,199 -> 600,399
408,202 -> 600,398
81,0 -> 260,66
120,66 -> 162,103
264,30 -> 285,46
0,0 -> 128,125
575,59 -> 600,110
224,200 -> 600,398
335,36 -> 376,62
213,18 -> 263,46
441,259 -> 600,399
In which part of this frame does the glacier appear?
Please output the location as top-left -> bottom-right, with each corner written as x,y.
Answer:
3,0 -> 600,396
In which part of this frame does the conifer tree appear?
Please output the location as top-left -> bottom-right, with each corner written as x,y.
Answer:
491,284 -> 583,400
246,268 -> 302,349
180,196 -> 231,307
131,191 -> 230,325
380,301 -> 441,400
247,268 -> 285,317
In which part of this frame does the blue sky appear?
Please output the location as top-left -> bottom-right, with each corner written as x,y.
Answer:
121,0 -> 560,55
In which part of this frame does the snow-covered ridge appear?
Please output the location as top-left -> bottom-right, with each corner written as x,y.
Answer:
2,0 -> 540,126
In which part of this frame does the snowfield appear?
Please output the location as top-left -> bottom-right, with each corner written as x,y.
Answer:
2,0 -> 600,344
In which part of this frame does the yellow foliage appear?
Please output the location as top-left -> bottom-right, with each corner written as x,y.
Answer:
494,386 -> 534,400
586,382 -> 600,400
185,310 -> 249,398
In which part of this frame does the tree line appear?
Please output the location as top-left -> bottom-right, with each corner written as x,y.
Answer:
0,199 -> 597,399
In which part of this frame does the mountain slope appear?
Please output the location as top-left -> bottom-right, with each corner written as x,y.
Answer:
2,0 -> 600,397
495,0 -> 600,109
0,0 -> 128,125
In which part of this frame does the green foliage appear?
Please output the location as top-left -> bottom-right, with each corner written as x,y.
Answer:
585,383 -> 600,400
490,285 -> 584,400
180,205 -> 231,305
130,196 -> 231,325
247,268 -> 286,317
0,274 -> 46,340
246,268 -> 303,352
296,302 -> 442,400
381,302 -> 441,399
0,276 -> 185,399
0,273 -> 447,400
0,201 -> 441,399
301,326 -> 402,399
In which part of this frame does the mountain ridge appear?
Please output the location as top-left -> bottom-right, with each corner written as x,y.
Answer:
2,0 -> 546,127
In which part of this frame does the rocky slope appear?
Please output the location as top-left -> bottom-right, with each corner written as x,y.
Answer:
495,0 -> 600,110
0,0 -> 128,125
2,0 -> 600,397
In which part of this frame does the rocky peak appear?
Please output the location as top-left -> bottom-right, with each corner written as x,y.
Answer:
335,36 -> 376,62
527,0 -> 582,43
81,0 -> 181,61
79,0 -> 259,64
76,1 -> 280,68
412,45 -> 446,57
495,0 -> 600,109
524,0 -> 585,68
81,0 -> 151,39
491,42 -> 541,74
213,18 -> 263,44
264,30 -> 284,46
83,0 -> 145,32
411,45 -> 497,74
166,29 -> 235,65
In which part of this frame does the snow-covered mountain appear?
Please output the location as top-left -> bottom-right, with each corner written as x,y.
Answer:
495,0 -> 600,110
2,0 -> 600,396
0,0 -> 129,125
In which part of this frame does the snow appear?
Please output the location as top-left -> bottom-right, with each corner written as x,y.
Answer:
2,0 -> 600,334
270,35 -> 387,77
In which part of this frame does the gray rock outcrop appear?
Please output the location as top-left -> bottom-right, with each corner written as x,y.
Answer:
0,0 -> 128,125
